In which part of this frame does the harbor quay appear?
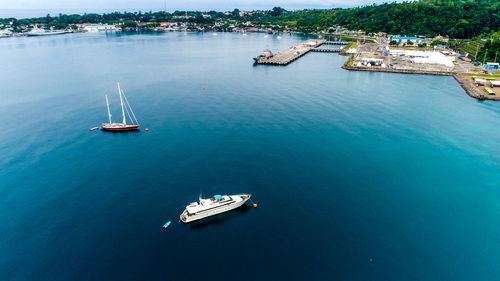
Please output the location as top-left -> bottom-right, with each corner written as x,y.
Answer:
253,39 -> 328,65
254,38 -> 500,101
252,39 -> 347,65
342,43 -> 500,100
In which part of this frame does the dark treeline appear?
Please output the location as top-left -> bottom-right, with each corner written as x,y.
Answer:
330,0 -> 499,39
1,11 -> 229,30
0,0 -> 499,39
477,32 -> 500,63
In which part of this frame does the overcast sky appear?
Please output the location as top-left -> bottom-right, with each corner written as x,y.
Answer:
0,0 -> 400,18
0,0 -> 399,10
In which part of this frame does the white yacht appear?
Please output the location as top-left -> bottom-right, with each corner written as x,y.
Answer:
180,194 -> 251,223
26,28 -> 67,36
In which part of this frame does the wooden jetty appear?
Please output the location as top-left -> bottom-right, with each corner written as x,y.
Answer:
254,39 -> 326,65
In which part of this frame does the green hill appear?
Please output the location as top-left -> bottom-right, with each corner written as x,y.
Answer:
319,0 -> 499,39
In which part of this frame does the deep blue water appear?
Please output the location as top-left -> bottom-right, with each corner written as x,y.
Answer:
1,32 -> 500,281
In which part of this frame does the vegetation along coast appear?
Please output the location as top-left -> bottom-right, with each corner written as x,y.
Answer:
1,0 -> 499,100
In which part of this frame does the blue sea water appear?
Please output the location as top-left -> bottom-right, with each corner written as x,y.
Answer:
1,32 -> 500,281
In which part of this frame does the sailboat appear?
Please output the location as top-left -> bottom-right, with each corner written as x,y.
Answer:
101,83 -> 140,131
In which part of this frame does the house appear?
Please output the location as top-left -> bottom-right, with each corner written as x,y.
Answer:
0,30 -> 12,37
484,62 -> 499,69
159,22 -> 177,27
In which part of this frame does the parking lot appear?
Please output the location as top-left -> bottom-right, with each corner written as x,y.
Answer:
351,43 -> 484,74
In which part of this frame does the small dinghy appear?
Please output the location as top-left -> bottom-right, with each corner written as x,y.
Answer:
162,221 -> 171,229
89,127 -> 99,131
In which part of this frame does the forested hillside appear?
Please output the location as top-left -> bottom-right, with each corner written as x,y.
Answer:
1,0 -> 498,39
327,0 -> 499,38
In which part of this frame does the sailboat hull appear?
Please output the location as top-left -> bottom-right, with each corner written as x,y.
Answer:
101,123 -> 140,131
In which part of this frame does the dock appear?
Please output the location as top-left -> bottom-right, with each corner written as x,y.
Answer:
254,39 -> 327,65
323,41 -> 349,45
311,48 -> 342,53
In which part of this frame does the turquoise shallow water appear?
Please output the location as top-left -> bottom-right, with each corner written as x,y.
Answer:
1,32 -> 500,281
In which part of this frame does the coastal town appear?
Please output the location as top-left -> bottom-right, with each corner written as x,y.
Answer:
252,34 -> 499,100
1,9 -> 499,100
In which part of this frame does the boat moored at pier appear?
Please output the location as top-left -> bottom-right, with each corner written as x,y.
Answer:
26,28 -> 67,36
180,194 -> 251,223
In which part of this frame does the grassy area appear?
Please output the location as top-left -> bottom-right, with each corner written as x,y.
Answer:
324,34 -> 377,43
346,54 -> 355,66
464,73 -> 500,78
453,40 -> 484,58
340,42 -> 357,56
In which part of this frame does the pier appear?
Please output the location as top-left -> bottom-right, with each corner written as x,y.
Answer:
311,48 -> 342,53
254,39 -> 326,65
323,41 -> 349,45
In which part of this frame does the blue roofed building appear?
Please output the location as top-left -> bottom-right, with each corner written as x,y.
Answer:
390,36 -> 424,45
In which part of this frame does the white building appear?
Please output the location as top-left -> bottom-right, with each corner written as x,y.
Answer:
391,36 -> 424,45
0,29 -> 12,37
84,25 -> 117,32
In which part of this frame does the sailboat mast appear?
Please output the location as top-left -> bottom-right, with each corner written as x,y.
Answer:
105,95 -> 112,124
117,82 -> 126,124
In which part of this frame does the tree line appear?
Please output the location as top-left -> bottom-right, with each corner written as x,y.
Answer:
0,0 -> 498,39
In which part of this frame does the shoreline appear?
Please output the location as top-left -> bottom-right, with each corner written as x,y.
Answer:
341,55 -> 499,101
341,64 -> 452,76
452,74 -> 500,101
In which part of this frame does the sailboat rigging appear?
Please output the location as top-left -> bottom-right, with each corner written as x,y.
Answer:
101,83 -> 140,131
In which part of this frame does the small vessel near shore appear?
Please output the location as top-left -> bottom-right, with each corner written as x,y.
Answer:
26,28 -> 67,36
101,83 -> 140,131
180,194 -> 251,223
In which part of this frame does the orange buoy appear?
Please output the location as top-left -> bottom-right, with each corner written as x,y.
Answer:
145,128 -> 149,131
253,204 -> 258,208
202,88 -> 206,90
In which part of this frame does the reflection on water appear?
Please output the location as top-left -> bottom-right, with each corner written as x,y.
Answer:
188,204 -> 251,230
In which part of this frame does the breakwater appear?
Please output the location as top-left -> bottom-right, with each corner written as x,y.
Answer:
453,74 -> 500,101
253,39 -> 326,65
342,64 -> 452,76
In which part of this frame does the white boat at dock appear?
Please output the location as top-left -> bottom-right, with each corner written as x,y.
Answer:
26,28 -> 67,36
180,194 -> 251,223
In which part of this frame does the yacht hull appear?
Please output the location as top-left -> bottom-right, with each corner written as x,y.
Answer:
26,31 -> 67,36
180,194 -> 250,223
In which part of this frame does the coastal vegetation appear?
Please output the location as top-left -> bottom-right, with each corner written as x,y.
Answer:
339,42 -> 357,56
1,0 -> 498,38
451,32 -> 500,63
0,1 -> 498,61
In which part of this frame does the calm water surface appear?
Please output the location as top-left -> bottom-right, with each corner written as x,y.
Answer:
1,32 -> 500,281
